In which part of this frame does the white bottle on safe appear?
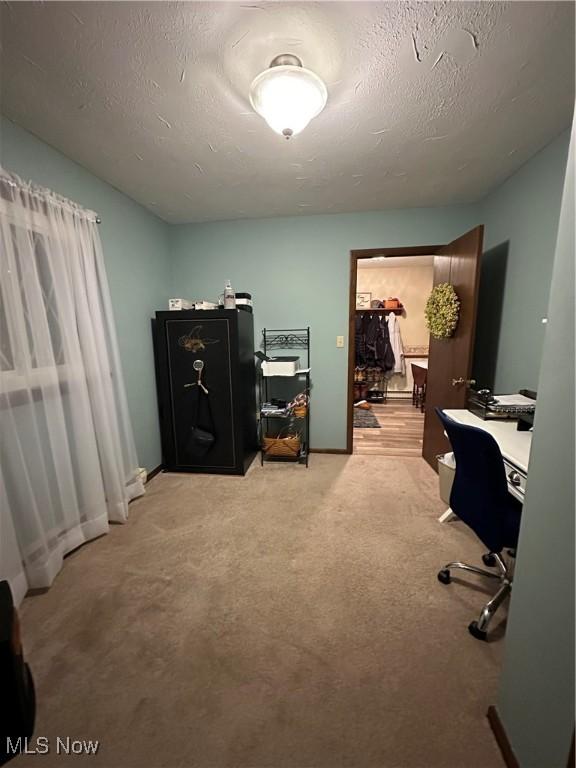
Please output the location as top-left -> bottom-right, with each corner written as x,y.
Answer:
224,280 -> 236,309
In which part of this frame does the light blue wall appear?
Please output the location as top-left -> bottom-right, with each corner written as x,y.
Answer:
0,117 -> 170,471
478,130 -> 570,392
169,133 -> 570,450
496,120 -> 574,768
1,116 -> 569,456
170,207 -> 478,449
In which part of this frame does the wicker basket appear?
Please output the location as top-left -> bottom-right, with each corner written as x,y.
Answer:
292,406 -> 307,418
262,432 -> 301,457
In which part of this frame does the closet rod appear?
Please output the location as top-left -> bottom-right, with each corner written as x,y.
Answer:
356,308 -> 403,315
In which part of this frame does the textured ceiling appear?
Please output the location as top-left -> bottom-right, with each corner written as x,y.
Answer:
0,1 -> 574,224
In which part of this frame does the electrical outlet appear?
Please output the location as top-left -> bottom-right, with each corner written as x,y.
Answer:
336,335 -> 344,348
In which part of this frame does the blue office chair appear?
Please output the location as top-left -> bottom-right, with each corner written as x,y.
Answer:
435,408 -> 522,640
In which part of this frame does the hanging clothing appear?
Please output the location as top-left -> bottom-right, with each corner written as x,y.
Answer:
365,313 -> 380,354
363,313 -> 395,374
355,313 -> 367,366
387,312 -> 405,375
376,316 -> 395,374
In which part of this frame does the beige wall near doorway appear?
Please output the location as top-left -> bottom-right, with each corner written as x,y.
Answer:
357,264 -> 433,348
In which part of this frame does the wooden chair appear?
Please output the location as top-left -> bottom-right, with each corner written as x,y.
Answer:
411,363 -> 427,413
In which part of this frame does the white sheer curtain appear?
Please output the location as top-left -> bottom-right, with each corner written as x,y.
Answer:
0,168 -> 144,605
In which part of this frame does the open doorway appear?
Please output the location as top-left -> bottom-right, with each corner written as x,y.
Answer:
346,228 -> 484,465
352,254 -> 434,456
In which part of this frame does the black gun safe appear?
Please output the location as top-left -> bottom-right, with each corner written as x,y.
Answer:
152,310 -> 258,475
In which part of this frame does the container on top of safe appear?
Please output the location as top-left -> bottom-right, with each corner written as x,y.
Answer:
235,293 -> 253,312
261,356 -> 300,377
168,298 -> 218,310
169,298 -> 194,311
218,290 -> 253,312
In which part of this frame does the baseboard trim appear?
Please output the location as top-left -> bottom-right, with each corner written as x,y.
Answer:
309,448 -> 349,455
487,706 -> 520,768
146,464 -> 164,482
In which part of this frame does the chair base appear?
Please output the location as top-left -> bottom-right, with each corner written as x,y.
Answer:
437,552 -> 512,640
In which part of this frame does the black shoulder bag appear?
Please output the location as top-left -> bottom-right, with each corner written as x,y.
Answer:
186,385 -> 215,458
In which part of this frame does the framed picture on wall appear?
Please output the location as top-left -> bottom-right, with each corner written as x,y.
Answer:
356,292 -> 372,309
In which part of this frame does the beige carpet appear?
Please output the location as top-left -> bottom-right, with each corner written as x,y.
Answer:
19,455 -> 505,768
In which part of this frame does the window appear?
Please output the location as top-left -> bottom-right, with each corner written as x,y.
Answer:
1,223 -> 69,395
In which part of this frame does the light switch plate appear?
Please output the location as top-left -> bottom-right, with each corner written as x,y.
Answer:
336,335 -> 344,348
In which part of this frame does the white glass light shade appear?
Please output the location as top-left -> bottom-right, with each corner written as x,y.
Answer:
249,64 -> 327,139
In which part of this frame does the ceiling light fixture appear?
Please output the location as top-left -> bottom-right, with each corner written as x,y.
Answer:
249,54 -> 327,140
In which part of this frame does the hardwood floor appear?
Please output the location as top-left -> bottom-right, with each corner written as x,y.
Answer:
353,399 -> 425,457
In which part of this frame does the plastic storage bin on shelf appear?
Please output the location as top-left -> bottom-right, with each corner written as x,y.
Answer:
261,356 -> 300,376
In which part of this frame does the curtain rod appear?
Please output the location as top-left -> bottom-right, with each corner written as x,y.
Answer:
1,170 -> 101,224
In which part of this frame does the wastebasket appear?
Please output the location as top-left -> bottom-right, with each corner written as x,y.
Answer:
437,452 -> 456,505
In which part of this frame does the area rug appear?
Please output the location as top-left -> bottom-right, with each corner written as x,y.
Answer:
353,407 -> 381,428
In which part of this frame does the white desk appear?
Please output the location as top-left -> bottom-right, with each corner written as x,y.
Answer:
443,409 -> 532,503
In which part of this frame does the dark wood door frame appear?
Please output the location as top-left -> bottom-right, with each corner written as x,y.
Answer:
346,244 -> 443,454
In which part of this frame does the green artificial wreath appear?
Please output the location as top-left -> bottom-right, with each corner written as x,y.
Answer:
425,283 -> 460,339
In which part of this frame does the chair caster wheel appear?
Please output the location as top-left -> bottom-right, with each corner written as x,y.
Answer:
437,569 -> 451,584
482,553 -> 497,567
468,621 -> 488,641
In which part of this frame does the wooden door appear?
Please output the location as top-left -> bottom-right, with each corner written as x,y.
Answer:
422,226 -> 484,468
